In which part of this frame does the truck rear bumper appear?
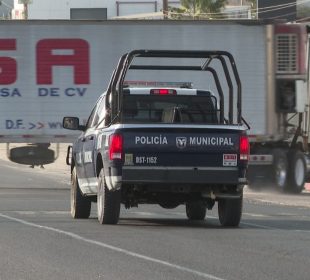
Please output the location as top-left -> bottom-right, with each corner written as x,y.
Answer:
122,166 -> 241,185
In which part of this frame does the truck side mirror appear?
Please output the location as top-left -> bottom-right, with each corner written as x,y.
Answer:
63,117 -> 85,131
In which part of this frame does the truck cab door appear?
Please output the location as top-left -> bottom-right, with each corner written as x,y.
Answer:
74,133 -> 86,181
75,96 -> 103,194
80,95 -> 105,194
81,127 -> 97,193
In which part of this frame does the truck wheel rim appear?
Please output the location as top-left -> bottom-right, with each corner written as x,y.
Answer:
276,160 -> 287,187
295,159 -> 304,186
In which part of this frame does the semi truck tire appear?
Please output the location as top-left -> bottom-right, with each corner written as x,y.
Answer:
71,167 -> 91,219
287,150 -> 306,193
218,196 -> 243,227
272,149 -> 288,191
185,201 -> 206,220
97,169 -> 121,225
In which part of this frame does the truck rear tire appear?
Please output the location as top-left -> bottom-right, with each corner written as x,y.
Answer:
287,150 -> 306,193
97,169 -> 121,225
272,149 -> 288,191
186,201 -> 206,220
71,167 -> 91,219
218,196 -> 243,227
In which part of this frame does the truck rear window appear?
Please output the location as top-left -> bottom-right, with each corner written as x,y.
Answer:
122,94 -> 219,124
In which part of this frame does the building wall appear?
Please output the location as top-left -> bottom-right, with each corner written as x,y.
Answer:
13,0 -> 169,19
10,0 -> 262,20
11,0 -> 24,19
227,0 -> 253,5
29,0 -> 107,19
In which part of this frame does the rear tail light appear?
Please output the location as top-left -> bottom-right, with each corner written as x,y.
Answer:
109,134 -> 123,160
240,135 -> 250,161
150,89 -> 176,95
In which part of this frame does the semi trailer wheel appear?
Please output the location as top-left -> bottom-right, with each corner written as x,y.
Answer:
272,149 -> 288,191
71,167 -> 91,219
287,150 -> 306,193
97,169 -> 121,225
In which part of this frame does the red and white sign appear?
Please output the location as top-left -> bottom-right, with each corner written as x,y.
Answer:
223,154 -> 237,166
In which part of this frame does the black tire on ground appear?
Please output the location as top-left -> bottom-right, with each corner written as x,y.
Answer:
185,201 -> 206,221
272,149 -> 288,191
97,169 -> 121,225
71,167 -> 91,219
218,196 -> 243,227
287,150 -> 306,194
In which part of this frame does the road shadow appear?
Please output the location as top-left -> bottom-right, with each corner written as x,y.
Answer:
89,215 -> 310,231
117,217 -> 223,229
108,213 -> 310,231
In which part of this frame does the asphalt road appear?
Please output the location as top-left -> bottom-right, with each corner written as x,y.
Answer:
0,158 -> 310,280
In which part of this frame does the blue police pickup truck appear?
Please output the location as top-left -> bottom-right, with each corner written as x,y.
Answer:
63,50 -> 249,227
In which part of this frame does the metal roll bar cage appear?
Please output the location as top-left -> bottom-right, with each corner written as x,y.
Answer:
105,50 -> 243,126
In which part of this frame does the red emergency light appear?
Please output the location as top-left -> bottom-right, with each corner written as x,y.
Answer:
150,89 -> 176,95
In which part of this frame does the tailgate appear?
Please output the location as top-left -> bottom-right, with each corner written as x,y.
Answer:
120,126 -> 244,185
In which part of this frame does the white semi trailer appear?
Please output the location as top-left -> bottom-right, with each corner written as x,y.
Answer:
0,20 -> 308,192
